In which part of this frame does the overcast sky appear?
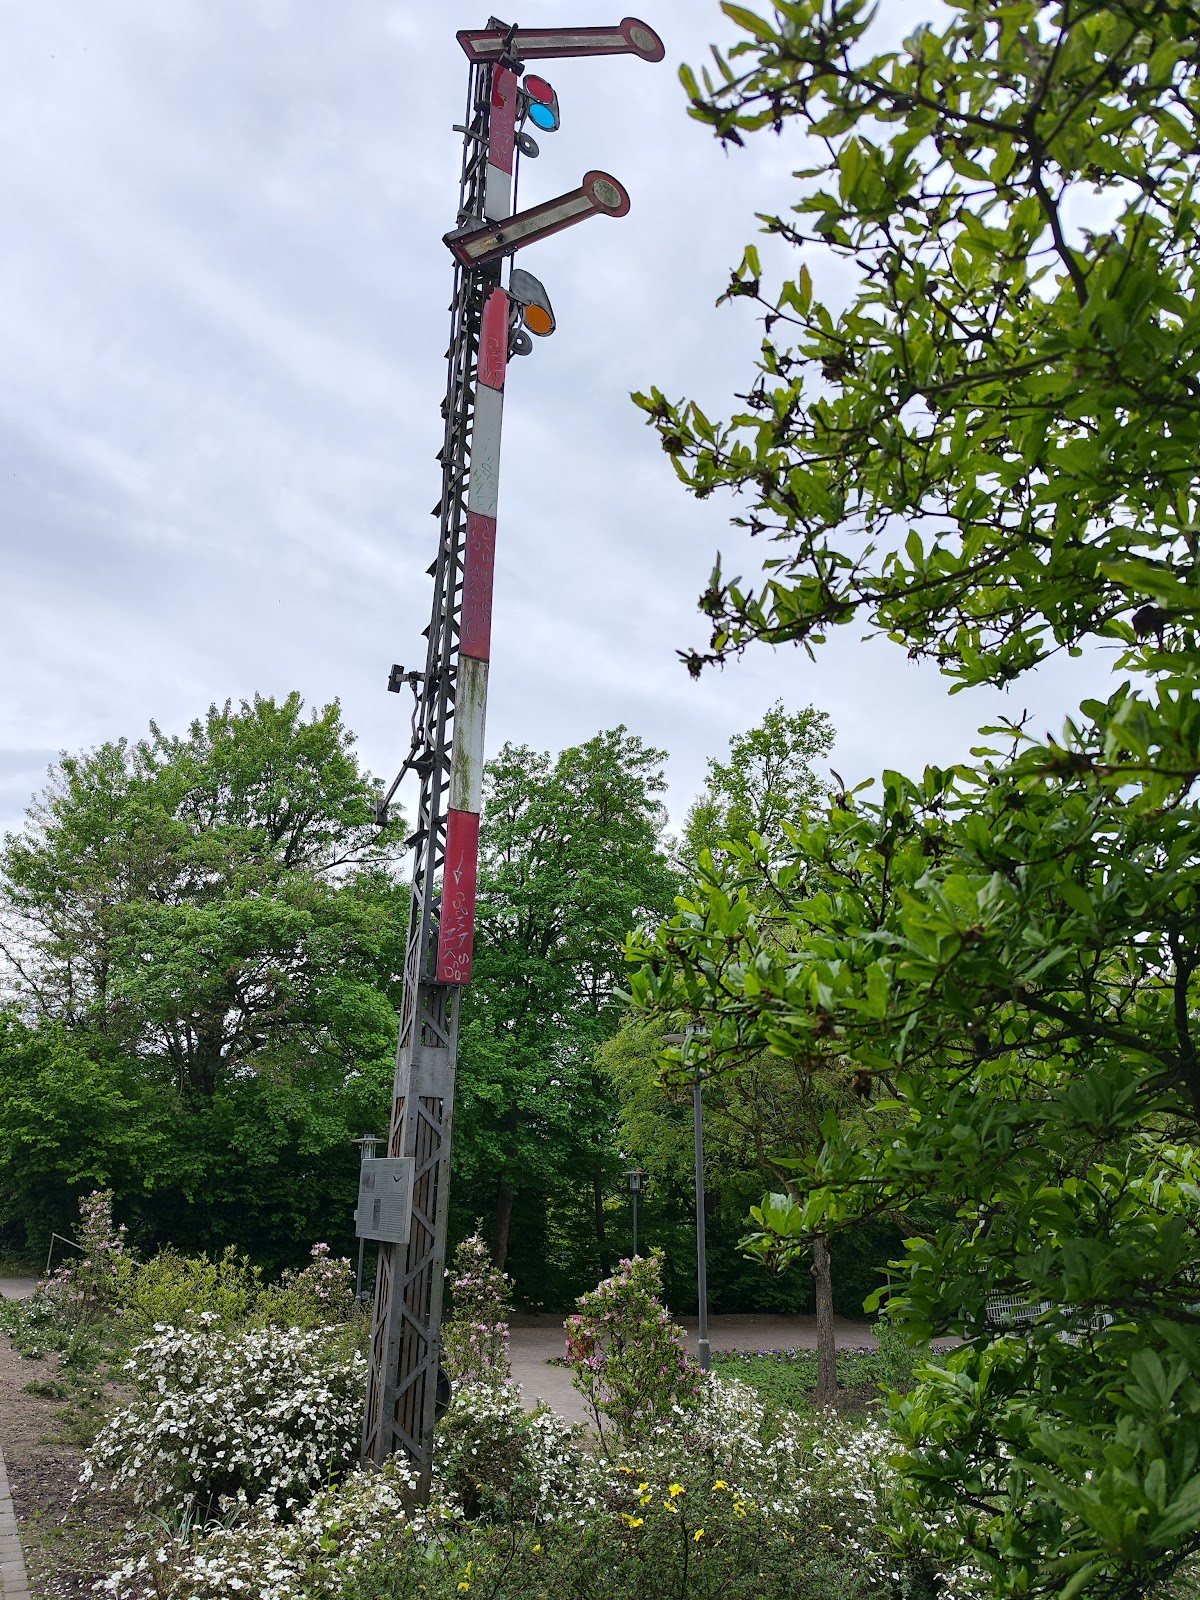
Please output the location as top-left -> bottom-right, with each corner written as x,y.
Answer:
0,1 -> 1111,838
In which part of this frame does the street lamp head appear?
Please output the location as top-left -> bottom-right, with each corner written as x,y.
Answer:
663,1026 -> 710,1045
353,1135 -> 383,1161
626,1166 -> 646,1195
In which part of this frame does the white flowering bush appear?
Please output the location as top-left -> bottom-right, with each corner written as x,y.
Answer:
433,1375 -> 590,1523
604,1371 -> 983,1599
82,1321 -> 367,1519
98,1453 -> 428,1600
97,1367 -> 983,1600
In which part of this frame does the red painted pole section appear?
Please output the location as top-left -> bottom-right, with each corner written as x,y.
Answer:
461,513 -> 497,661
439,808 -> 481,985
477,286 -> 509,390
436,285 -> 508,985
485,67 -> 519,220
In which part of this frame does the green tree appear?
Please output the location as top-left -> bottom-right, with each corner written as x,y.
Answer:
1,694 -> 405,1094
602,1011 -> 879,1402
453,728 -> 676,1293
680,699 -> 833,863
611,703 -> 864,1401
628,3 -> 1200,1594
0,695 -> 405,1262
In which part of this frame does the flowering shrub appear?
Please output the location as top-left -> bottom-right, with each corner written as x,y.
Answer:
625,1372 -> 984,1598
565,1251 -> 702,1446
41,1188 -> 129,1326
82,1322 -> 367,1519
106,1373 -> 980,1599
98,1454 -> 426,1600
259,1242 -> 358,1330
433,1376 -> 587,1523
440,1231 -> 510,1386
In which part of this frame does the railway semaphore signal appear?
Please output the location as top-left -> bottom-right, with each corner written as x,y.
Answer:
361,15 -> 663,1497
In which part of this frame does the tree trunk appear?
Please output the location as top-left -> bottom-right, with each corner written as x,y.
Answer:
812,1234 -> 838,1408
593,1163 -> 607,1255
493,1178 -> 514,1271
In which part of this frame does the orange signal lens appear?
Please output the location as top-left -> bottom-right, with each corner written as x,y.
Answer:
523,304 -> 554,336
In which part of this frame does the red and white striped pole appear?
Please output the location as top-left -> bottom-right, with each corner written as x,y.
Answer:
436,65 -> 518,987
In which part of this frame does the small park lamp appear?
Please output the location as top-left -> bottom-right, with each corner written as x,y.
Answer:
626,1165 -> 647,1256
352,1135 -> 383,1302
664,1028 -> 711,1373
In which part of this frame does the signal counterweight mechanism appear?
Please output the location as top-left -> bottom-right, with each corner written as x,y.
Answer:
362,15 -> 663,1498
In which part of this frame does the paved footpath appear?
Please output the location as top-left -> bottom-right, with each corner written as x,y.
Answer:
509,1313 -> 877,1427
0,1281 -> 33,1600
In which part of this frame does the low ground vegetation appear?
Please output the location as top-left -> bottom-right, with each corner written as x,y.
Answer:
0,1195 -> 974,1599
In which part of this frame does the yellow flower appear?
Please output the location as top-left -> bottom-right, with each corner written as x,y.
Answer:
617,1465 -> 634,1475
712,1480 -> 728,1491
621,1514 -> 645,1528
733,1500 -> 747,1519
663,1500 -> 680,1514
694,1529 -> 705,1541
533,1544 -> 542,1554
639,1494 -> 652,1506
668,1483 -> 684,1497
637,1482 -> 650,1494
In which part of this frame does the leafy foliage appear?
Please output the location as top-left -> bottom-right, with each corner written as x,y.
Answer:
625,2 -> 1200,1594
565,1251 -> 703,1447
680,700 -> 833,865
641,0 -> 1200,692
1,694 -> 405,1091
0,696 -> 404,1264
452,729 -> 677,1294
441,1231 -> 512,1386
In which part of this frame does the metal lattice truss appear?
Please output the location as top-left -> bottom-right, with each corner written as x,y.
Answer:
363,15 -> 663,1497
362,54 -> 495,1484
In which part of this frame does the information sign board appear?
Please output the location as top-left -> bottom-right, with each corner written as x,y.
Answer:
355,1157 -> 415,1245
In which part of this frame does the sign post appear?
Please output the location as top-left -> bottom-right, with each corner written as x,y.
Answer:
362,16 -> 663,1496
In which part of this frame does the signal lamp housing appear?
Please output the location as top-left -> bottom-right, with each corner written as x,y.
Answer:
522,74 -> 560,133
509,268 -> 556,337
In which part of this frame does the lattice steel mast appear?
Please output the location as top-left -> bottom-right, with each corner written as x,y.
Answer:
363,16 -> 664,1495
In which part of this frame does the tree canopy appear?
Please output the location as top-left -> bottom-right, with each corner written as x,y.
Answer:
0,696 -> 406,1263
1,694 -> 404,1095
627,3 -> 1200,1594
453,728 -> 677,1293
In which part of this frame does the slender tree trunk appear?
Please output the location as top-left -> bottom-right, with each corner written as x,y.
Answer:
493,1178 -> 514,1271
593,1163 -> 607,1254
812,1234 -> 838,1408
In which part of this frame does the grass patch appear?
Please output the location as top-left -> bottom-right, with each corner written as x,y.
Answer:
24,1378 -> 69,1400
711,1341 -> 928,1414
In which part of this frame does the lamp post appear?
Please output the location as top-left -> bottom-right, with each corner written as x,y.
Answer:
664,1028 -> 711,1373
626,1166 -> 647,1257
352,1135 -> 383,1302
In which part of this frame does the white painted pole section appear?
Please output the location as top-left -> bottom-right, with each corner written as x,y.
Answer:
449,656 -> 487,814
467,385 -> 504,519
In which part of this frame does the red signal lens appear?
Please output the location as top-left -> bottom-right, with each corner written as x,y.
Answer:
525,74 -> 554,104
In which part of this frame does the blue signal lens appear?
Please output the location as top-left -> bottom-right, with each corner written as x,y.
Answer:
528,102 -> 557,131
